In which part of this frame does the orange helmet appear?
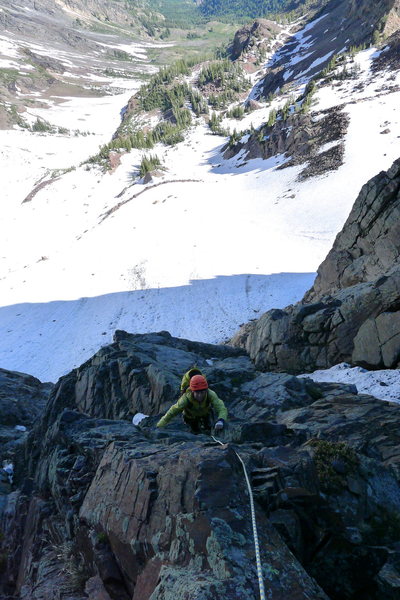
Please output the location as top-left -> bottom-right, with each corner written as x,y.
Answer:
190,375 -> 208,391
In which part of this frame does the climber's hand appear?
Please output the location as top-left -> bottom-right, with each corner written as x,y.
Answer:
214,419 -> 225,432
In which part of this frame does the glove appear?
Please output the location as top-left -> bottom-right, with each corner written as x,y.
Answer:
214,419 -> 225,432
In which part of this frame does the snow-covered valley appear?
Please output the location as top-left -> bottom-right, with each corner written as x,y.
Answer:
1,6 -> 400,403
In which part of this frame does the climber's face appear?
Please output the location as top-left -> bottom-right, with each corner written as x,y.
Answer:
192,389 -> 207,403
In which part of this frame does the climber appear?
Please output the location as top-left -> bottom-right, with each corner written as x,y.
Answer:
156,374 -> 228,434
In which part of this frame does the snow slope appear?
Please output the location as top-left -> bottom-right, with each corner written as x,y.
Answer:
1,18 -> 400,392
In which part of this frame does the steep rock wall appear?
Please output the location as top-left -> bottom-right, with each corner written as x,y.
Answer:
231,157 -> 400,372
3,332 -> 400,598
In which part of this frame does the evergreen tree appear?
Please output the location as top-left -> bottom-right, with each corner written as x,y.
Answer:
267,108 -> 277,127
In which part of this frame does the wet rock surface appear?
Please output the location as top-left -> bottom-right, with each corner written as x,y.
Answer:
231,157 -> 400,373
1,331 -> 400,599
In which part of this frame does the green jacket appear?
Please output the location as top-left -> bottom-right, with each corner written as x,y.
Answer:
157,389 -> 228,428
180,367 -> 203,393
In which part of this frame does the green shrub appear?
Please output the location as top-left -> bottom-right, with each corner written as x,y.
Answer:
130,130 -> 155,149
32,118 -> 53,132
188,89 -> 208,116
227,105 -> 245,119
267,108 -> 277,127
198,59 -> 248,94
139,154 -> 163,178
152,121 -> 185,145
208,111 -> 228,135
310,439 -> 358,492
96,532 -> 108,544
228,128 -> 241,147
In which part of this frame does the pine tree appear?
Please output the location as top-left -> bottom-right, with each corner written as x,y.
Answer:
267,108 -> 277,127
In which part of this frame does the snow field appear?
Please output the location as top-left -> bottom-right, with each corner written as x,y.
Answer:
0,25 -> 399,390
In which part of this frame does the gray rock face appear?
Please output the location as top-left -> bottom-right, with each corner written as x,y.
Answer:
2,331 -> 400,599
307,158 -> 400,300
231,157 -> 400,372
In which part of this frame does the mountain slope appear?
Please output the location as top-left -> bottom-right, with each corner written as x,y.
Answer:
0,4 -> 399,382
197,0 -> 328,20
0,0 -> 165,129
256,0 -> 400,96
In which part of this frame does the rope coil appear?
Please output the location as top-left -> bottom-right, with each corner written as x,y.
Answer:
211,435 -> 266,600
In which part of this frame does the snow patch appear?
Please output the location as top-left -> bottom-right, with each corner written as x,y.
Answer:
300,363 -> 400,403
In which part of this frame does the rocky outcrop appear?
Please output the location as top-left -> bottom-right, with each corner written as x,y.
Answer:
0,369 -> 52,470
230,19 -> 281,61
2,331 -> 400,599
382,0 -> 400,37
372,30 -> 400,74
224,105 -> 349,180
2,0 -> 154,31
307,159 -> 400,299
60,0 -> 142,25
231,157 -> 400,373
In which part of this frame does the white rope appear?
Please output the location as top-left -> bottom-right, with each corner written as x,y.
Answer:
211,436 -> 266,600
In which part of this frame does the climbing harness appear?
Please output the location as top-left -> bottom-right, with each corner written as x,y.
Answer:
211,435 -> 266,600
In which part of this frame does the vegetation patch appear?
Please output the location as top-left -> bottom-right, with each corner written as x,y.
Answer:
54,541 -> 90,592
197,59 -> 249,108
30,117 -> 92,137
96,531 -> 109,544
197,0 -> 330,22
310,439 -> 358,492
91,51 -> 249,168
0,68 -> 20,87
152,0 -> 204,28
31,118 -> 53,133
139,153 -> 164,178
226,104 -> 245,119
